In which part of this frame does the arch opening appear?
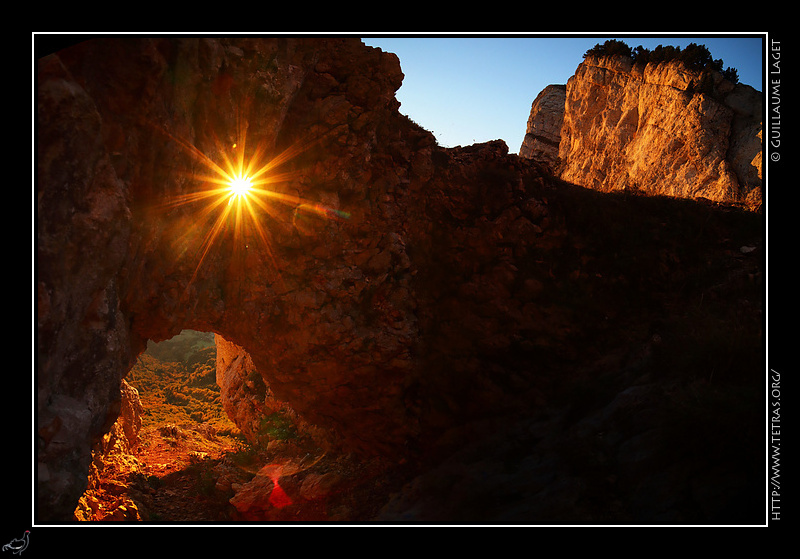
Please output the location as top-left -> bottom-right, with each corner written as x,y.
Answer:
72,329 -> 392,522
73,329 -> 248,521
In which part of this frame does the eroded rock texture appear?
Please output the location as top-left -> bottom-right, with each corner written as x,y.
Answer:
518,84 -> 566,169
37,37 -> 764,524
37,36 -> 417,521
522,55 -> 763,210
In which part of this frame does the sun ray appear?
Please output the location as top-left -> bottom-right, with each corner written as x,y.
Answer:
188,197 -> 235,287
152,118 -> 351,297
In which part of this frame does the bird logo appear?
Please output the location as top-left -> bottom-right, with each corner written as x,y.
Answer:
2,531 -> 29,555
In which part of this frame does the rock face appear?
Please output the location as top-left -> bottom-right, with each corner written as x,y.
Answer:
37,46 -> 135,519
518,84 -> 566,169
214,335 -> 265,445
73,379 -> 145,521
37,37 -> 764,524
521,55 -> 762,210
215,334 -> 322,448
37,36 -> 413,521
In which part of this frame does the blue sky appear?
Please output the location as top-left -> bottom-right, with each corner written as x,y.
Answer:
362,34 -> 765,154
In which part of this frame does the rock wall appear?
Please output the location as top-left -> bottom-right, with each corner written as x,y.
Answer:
518,84 -> 566,169
521,55 -> 762,210
37,49 -> 135,519
215,334 -> 325,448
73,379 -> 145,521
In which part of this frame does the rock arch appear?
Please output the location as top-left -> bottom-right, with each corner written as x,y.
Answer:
37,36 -> 535,522
37,36 -> 424,522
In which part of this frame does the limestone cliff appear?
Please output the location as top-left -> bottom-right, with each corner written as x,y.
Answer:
518,84 -> 565,169
521,55 -> 763,210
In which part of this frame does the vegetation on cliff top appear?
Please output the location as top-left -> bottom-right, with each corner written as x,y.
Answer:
585,39 -> 739,84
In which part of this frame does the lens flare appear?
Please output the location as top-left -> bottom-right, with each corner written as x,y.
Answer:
156,119 -> 350,293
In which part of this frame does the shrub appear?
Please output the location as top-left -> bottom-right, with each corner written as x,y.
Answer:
229,444 -> 260,467
258,412 -> 298,442
584,39 -> 632,59
722,66 -> 739,83
164,386 -> 190,406
586,40 -> 739,84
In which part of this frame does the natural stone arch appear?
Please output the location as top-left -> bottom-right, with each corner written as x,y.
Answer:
36,35 -> 584,524
37,36 -> 424,522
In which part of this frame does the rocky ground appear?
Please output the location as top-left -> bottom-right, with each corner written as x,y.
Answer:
74,419 -> 412,523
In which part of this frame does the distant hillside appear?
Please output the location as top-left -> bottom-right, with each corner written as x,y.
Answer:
127,332 -> 238,433
144,330 -> 216,363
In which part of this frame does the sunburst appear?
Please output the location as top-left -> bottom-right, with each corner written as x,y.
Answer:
228,174 -> 253,199
159,122 -> 350,291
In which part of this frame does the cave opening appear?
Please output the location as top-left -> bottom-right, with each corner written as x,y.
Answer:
72,329 -> 392,522
71,329 -> 314,521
